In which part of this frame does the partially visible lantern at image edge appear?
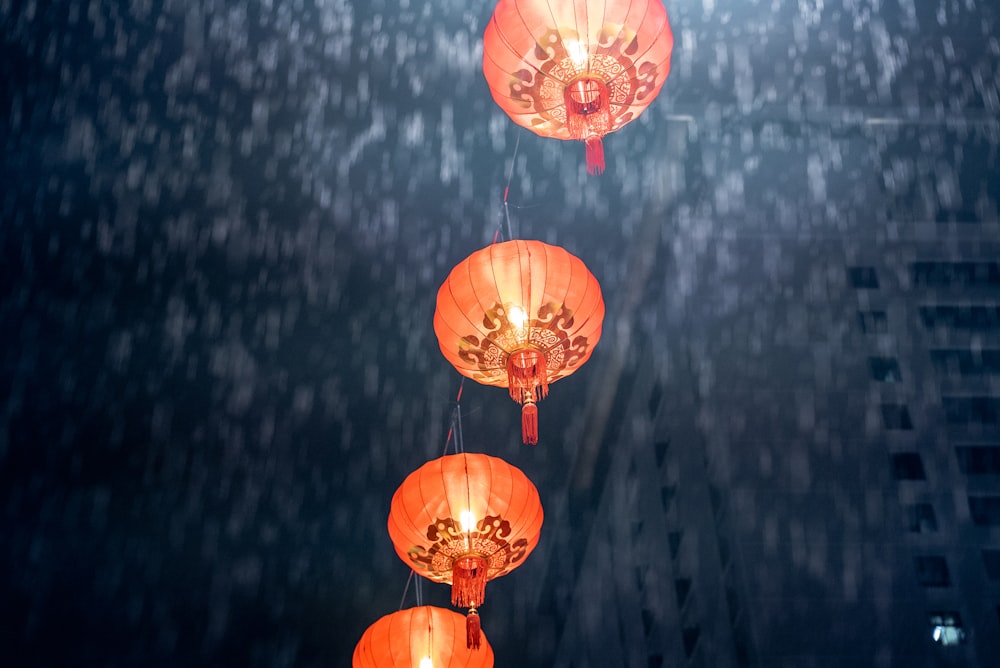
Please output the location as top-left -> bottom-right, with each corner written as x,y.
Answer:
434,239 -> 604,444
353,605 -> 495,667
387,453 -> 544,649
483,0 -> 674,175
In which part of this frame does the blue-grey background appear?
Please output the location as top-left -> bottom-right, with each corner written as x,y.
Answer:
3,1 -> 1000,666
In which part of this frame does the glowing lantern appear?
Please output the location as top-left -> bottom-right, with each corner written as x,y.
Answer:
387,453 -> 544,648
353,605 -> 495,667
482,0 -> 674,175
433,240 -> 604,444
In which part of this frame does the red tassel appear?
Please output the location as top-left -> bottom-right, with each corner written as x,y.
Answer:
563,77 -> 610,176
452,555 -> 488,608
466,608 -> 481,649
521,402 -> 538,445
507,349 -> 548,403
585,136 -> 605,176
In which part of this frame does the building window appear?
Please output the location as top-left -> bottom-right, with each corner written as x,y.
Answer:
891,452 -> 926,480
903,503 -> 938,533
681,627 -> 700,658
969,495 -> 1000,526
955,446 -> 1000,475
674,578 -> 692,609
869,357 -> 901,382
857,310 -> 888,334
669,531 -> 683,561
982,549 -> 1000,580
919,305 -> 1000,332
848,266 -> 880,289
881,404 -> 914,430
930,349 -> 1000,377
928,611 -> 965,646
914,556 -> 951,587
911,261 -> 1000,287
943,397 -> 1000,426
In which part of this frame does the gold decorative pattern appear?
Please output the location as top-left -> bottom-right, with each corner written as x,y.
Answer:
407,515 -> 531,583
455,301 -> 594,387
505,25 -> 662,138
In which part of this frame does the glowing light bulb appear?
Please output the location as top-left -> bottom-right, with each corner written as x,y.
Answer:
420,657 -> 433,668
508,304 -> 527,329
459,509 -> 476,532
565,40 -> 589,68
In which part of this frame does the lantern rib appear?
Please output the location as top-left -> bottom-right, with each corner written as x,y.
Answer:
353,606 -> 495,667
521,239 -> 534,354
468,250 -> 511,358
500,459 -> 529,544
530,0 -> 565,58
484,0 -> 672,153
547,0 -> 584,75
562,262 -> 605,362
483,245 -> 511,351
605,49 -> 672,92
534,242 -> 565,360
485,4 -> 606,116
424,605 -> 434,665
603,0 -> 636,58
604,2 -> 672,88
462,454 -> 473,549
484,11 -> 573,89
481,51 -> 565,118
392,609 -> 406,663
593,0 -> 610,77
440,267 -> 510,360
413,464 -> 437,574
564,252 -> 605,335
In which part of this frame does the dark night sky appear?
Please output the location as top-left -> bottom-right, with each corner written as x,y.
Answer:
3,1 -> 1000,667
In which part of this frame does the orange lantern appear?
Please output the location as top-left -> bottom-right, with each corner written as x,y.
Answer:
482,0 -> 674,175
353,605 -> 495,667
433,240 -> 604,444
387,453 -> 543,648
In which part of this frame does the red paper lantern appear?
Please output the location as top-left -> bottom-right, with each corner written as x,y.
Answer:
387,453 -> 543,648
483,0 -> 674,174
434,240 -> 604,444
353,605 -> 495,667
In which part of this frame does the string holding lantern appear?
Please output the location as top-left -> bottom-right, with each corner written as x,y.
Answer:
387,452 -> 544,649
482,0 -> 674,175
433,239 -> 604,444
353,605 -> 495,667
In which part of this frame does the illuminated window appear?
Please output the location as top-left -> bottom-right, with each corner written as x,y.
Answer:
928,612 -> 965,646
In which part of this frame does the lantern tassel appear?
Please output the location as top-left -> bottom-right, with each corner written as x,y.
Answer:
466,608 -> 481,649
452,555 -> 488,608
585,136 -> 605,176
521,401 -> 538,445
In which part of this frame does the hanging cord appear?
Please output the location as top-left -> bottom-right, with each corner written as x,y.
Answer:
494,132 -> 521,243
397,569 -> 426,610
398,570 -> 415,610
442,379 -> 466,456
396,384 -> 466,611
